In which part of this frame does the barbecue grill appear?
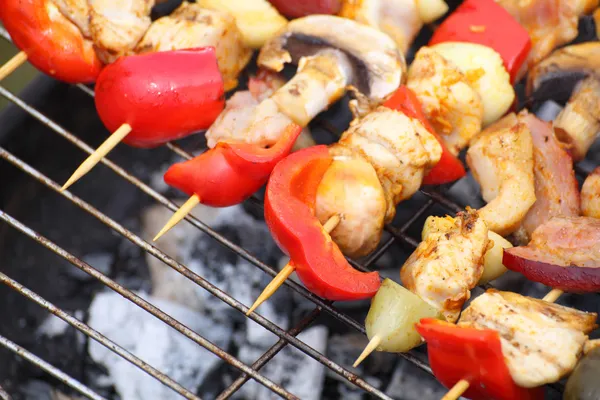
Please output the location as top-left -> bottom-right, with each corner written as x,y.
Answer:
0,10 -> 598,399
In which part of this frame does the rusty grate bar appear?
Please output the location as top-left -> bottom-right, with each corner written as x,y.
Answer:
0,334 -> 105,400
0,210 -> 292,399
0,146 -> 390,399
0,383 -> 12,400
0,24 -> 571,398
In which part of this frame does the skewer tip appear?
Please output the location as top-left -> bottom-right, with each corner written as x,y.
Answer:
153,195 -> 201,242
246,264 -> 296,316
353,335 -> 381,368
442,379 -> 470,400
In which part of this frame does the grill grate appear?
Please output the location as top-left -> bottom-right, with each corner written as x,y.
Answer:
0,23 -> 590,399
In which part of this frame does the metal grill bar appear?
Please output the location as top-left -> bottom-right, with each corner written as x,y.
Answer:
0,334 -> 104,400
0,211 -> 288,400
0,23 -> 576,399
0,146 -> 389,398
0,383 -> 12,400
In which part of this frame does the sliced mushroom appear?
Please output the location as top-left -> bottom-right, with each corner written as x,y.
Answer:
553,76 -> 600,161
258,15 -> 405,126
467,113 -> 536,236
527,42 -> 600,105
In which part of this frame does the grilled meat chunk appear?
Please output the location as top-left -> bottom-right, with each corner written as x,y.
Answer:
459,289 -> 597,387
519,112 -> 580,239
467,113 -> 536,236
315,154 -> 387,258
498,0 -> 598,76
407,47 -> 483,155
135,1 -> 251,90
507,216 -> 600,268
52,0 -> 91,37
89,0 -> 154,64
401,209 -> 489,322
334,107 -> 442,221
582,168 -> 600,219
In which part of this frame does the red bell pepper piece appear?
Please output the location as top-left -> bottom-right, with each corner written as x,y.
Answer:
268,0 -> 341,17
429,0 -> 531,83
264,146 -> 381,300
0,0 -> 103,83
164,124 -> 301,207
416,319 -> 544,400
383,86 -> 466,185
94,47 -> 225,148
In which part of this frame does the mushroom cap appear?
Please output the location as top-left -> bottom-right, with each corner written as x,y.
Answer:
527,42 -> 600,105
258,15 -> 405,101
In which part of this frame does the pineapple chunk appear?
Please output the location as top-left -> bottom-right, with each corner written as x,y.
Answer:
431,42 -> 515,126
196,0 -> 287,48
415,0 -> 449,23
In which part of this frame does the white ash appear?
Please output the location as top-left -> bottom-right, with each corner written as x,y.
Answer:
37,315 -> 69,338
385,358 -> 447,400
535,100 -> 563,122
142,202 -> 292,325
235,325 -> 328,400
87,290 -> 233,400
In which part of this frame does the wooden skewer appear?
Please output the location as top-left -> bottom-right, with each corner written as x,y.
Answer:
153,194 -> 201,241
246,214 -> 341,316
542,288 -> 563,303
443,380 -> 470,400
353,335 -> 381,368
0,51 -> 28,82
61,124 -> 132,191
444,287 -> 565,399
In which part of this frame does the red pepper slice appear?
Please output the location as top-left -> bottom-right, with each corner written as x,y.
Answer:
164,124 -> 301,207
94,47 -> 225,148
383,86 -> 466,185
268,0 -> 341,17
416,318 -> 544,400
429,0 -> 531,83
0,0 -> 103,83
264,146 -> 381,300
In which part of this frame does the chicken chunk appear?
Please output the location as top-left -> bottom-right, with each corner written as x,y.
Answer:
407,47 -> 483,155
519,112 -> 580,240
205,93 -> 295,149
52,0 -> 91,37
339,0 -> 423,54
335,107 -> 442,221
554,77 -> 600,161
315,154 -> 387,258
498,0 -> 598,76
467,113 -> 536,236
135,2 -> 252,91
582,168 -> 600,219
400,209 -> 489,322
89,0 -> 154,64
459,289 -> 597,387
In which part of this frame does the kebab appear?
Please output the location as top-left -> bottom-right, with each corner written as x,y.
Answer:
0,0 -> 103,83
58,1 -> 255,191
247,19 -> 520,313
152,15 -> 406,241
418,289 -> 598,400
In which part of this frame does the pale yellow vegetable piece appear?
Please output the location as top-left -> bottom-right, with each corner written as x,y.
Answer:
196,0 -> 287,48
431,42 -> 515,126
479,230 -> 512,284
421,216 -> 511,284
365,278 -> 442,354
416,0 -> 449,24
